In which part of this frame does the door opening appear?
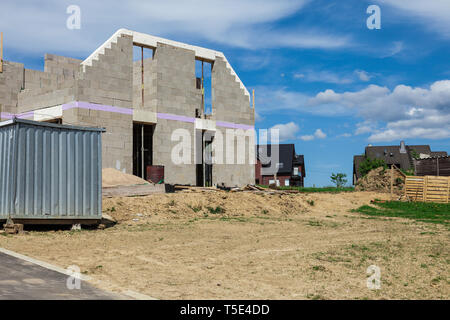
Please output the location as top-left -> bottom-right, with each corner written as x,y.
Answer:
133,123 -> 154,180
196,130 -> 213,187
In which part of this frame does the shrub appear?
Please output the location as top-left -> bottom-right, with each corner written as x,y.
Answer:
358,158 -> 386,177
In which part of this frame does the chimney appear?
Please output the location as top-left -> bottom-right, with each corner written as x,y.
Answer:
400,140 -> 407,154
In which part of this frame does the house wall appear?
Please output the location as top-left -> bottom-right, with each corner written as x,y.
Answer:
255,159 -> 262,184
151,43 -> 200,185
211,56 -> 255,187
0,61 -> 24,120
1,32 -> 255,187
74,34 -> 134,173
261,174 -> 291,187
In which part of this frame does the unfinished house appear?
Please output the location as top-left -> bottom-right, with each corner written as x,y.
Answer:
0,29 -> 255,187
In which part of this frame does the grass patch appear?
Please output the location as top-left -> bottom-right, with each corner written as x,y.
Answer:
207,206 -> 226,214
352,201 -> 450,226
188,204 -> 202,213
307,220 -> 322,227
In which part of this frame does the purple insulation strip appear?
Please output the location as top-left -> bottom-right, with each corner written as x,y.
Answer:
216,121 -> 254,130
157,113 -> 196,123
63,101 -> 133,115
3,101 -> 253,130
1,111 -> 34,119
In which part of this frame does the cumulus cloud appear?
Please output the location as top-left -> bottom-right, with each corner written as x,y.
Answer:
354,70 -> 371,82
309,80 -> 450,142
314,128 -> 327,139
270,122 -> 300,141
300,128 -> 327,141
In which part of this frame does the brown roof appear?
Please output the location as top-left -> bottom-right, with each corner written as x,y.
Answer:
353,142 -> 448,183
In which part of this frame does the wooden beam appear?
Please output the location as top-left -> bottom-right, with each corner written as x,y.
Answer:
141,46 -> 144,107
0,32 -> 3,73
252,89 -> 255,109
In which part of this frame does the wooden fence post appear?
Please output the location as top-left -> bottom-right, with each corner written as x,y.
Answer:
447,177 -> 449,204
390,166 -> 393,200
423,176 -> 428,202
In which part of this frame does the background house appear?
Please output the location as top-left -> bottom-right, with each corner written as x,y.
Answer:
256,144 -> 305,187
353,141 -> 448,184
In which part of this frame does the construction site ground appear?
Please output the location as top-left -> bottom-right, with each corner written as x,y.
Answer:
0,190 -> 448,300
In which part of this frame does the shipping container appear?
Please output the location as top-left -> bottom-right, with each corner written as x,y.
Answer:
0,118 -> 105,224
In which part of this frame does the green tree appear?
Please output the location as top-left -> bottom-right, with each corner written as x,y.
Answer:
410,149 -> 420,160
331,173 -> 348,188
358,158 -> 386,177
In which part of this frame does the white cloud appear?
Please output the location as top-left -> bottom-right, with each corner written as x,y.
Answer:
309,80 -> 450,142
354,70 -> 371,82
298,70 -> 354,84
293,73 -> 305,79
314,129 -> 327,139
300,135 -> 315,141
338,133 -> 352,138
379,41 -> 404,58
300,128 -> 327,141
255,87 -> 311,114
377,0 -> 450,37
270,122 -> 300,141
294,69 -> 374,84
0,0 -> 352,59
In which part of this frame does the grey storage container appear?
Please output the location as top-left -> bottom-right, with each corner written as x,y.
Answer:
0,118 -> 105,224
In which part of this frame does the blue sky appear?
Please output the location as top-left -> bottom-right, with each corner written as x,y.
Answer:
1,0 -> 449,186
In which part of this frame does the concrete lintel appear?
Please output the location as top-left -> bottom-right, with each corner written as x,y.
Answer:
34,105 -> 63,121
195,118 -> 216,131
133,109 -> 157,124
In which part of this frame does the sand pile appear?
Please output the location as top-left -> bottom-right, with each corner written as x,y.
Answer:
355,167 -> 404,194
102,168 -> 149,188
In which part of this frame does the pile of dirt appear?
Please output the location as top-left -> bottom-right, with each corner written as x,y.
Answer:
102,190 -> 313,223
355,167 -> 405,194
102,168 -> 149,188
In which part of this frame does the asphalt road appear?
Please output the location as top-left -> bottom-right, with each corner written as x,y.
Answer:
0,252 -> 121,300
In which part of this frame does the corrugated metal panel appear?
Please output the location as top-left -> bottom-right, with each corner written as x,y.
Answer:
0,125 -> 15,218
0,119 -> 104,220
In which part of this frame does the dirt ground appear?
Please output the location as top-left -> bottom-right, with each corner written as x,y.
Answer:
0,191 -> 448,299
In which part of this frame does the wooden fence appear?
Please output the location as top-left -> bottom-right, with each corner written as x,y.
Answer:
414,156 -> 450,177
405,175 -> 450,203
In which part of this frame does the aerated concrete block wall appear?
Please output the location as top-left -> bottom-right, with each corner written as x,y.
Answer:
0,61 -> 24,121
133,58 -> 157,112
16,54 -> 81,113
212,57 -> 254,126
211,57 -> 255,187
151,43 -> 202,185
75,34 -> 134,173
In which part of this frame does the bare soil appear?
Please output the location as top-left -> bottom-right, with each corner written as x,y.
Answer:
0,191 -> 448,300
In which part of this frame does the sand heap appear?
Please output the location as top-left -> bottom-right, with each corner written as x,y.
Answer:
355,167 -> 405,194
102,168 -> 149,188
